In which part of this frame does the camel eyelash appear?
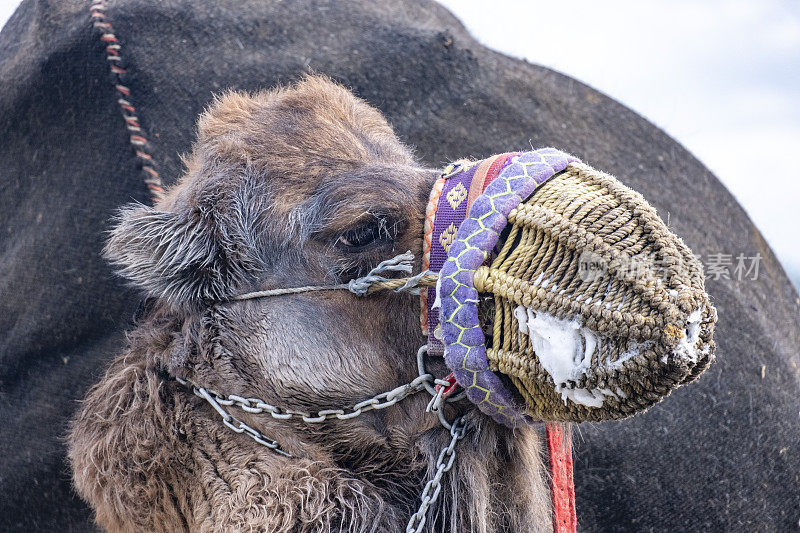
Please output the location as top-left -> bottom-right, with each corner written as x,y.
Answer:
335,213 -> 404,252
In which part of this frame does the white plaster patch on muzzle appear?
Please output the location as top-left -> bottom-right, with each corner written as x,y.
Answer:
513,306 -> 617,408
668,308 -> 706,364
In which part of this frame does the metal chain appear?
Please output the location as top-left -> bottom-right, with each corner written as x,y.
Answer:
405,416 -> 468,533
194,386 -> 293,457
417,344 -> 467,430
175,344 -> 469,531
177,372 -> 434,427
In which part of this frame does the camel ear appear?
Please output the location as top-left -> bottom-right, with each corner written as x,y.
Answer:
105,203 -> 248,307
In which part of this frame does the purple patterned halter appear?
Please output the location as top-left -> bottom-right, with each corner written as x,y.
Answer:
424,148 -> 577,427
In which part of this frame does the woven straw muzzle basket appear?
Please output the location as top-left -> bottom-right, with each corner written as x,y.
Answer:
430,149 -> 716,426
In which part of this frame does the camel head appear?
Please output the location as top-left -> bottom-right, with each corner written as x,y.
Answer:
81,75 -> 549,532
73,74 -> 713,532
104,73 -> 464,454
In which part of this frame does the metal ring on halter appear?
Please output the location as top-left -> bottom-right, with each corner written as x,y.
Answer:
416,345 -> 468,402
416,345 -> 438,397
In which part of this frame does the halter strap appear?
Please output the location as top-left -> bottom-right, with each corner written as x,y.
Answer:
421,152 -> 519,355
547,423 -> 577,533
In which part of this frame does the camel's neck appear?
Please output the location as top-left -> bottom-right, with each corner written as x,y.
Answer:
415,417 -> 554,532
176,382 -> 554,532
70,318 -> 553,532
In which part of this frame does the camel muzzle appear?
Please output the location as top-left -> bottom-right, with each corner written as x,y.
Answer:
228,147 -> 717,427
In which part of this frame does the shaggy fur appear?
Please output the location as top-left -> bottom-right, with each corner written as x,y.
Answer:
68,76 -> 553,532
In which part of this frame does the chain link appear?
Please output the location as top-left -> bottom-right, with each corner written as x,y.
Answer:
195,387 -> 293,457
405,416 -> 468,533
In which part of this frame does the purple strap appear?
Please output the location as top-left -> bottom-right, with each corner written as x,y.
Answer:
437,148 -> 577,427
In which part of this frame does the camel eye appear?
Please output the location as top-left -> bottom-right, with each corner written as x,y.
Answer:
337,216 -> 395,251
338,223 -> 380,250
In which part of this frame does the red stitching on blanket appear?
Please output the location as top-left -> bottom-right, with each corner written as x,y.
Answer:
90,0 -> 164,203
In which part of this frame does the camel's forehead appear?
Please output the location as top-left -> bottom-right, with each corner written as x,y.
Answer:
267,162 -> 435,235
181,86 -> 420,214
196,79 -> 415,175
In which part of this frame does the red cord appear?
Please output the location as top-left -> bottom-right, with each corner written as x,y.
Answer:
546,422 -> 577,533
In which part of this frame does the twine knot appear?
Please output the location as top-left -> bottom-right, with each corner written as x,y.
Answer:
347,251 -> 414,295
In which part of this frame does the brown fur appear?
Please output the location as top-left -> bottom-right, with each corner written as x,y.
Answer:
68,76 -> 553,532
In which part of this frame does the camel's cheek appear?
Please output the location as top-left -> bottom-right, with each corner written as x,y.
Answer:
218,292 -> 421,403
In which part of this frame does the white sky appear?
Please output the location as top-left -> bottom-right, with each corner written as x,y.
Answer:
1,1 -> 798,284
0,1 -> 16,31
437,0 -> 800,285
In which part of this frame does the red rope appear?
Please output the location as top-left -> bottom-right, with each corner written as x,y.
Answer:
90,0 -> 164,204
546,422 -> 577,533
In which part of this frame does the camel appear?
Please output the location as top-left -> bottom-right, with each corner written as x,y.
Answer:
6,1 -> 799,530
68,76 -> 554,532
